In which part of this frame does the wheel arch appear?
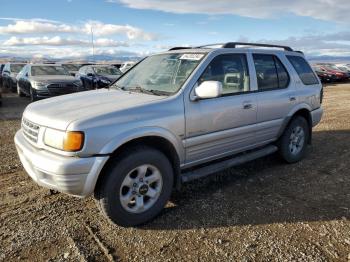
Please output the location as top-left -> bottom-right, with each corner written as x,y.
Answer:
96,131 -> 183,192
278,105 -> 313,144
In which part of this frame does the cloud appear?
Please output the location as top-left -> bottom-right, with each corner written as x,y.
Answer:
0,19 -> 158,40
2,36 -> 129,47
116,0 -> 350,22
236,32 -> 350,56
0,20 -> 78,34
83,21 -> 158,40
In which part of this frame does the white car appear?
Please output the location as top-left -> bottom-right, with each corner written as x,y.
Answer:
335,63 -> 350,72
120,61 -> 136,73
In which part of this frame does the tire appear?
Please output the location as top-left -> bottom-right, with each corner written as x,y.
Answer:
95,146 -> 174,227
17,83 -> 25,97
30,87 -> 37,102
11,82 -> 16,93
278,116 -> 309,163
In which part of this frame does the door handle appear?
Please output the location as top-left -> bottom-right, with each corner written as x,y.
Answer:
243,102 -> 253,109
289,96 -> 296,102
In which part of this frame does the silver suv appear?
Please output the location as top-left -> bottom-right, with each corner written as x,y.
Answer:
15,42 -> 323,226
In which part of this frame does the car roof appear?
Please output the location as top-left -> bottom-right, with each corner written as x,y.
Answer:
29,64 -> 63,67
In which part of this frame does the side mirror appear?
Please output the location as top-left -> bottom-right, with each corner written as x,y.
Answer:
194,81 -> 222,100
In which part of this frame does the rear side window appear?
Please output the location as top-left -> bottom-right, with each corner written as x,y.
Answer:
253,54 -> 290,91
287,55 -> 319,85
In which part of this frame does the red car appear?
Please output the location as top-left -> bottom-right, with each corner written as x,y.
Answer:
315,64 -> 349,81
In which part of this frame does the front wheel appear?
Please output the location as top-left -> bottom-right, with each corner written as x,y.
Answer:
278,116 -> 309,163
17,83 -> 25,97
95,147 -> 174,227
30,87 -> 37,102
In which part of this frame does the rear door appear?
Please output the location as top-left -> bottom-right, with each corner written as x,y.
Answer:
184,53 -> 258,166
252,53 -> 296,144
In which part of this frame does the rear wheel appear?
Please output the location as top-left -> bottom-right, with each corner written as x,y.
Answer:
278,116 -> 309,163
95,146 -> 174,227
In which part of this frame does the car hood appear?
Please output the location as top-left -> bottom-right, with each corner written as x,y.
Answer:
23,89 -> 165,130
30,75 -> 76,82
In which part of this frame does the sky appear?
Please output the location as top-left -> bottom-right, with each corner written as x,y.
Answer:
0,0 -> 350,60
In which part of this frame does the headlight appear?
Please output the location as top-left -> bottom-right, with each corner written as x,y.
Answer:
44,128 -> 84,151
73,80 -> 82,86
32,81 -> 47,90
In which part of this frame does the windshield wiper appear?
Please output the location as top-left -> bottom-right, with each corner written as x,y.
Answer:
115,85 -> 170,96
125,86 -> 168,96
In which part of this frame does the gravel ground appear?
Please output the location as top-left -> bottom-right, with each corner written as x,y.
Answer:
0,85 -> 349,261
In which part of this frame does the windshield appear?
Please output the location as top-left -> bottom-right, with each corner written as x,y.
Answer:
111,53 -> 206,95
62,64 -> 81,71
31,66 -> 70,76
10,64 -> 25,73
93,66 -> 121,76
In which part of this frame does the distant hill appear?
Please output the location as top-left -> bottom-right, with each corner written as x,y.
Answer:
307,55 -> 350,63
1,52 -> 350,64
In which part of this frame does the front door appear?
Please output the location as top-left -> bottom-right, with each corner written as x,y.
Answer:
184,53 -> 257,166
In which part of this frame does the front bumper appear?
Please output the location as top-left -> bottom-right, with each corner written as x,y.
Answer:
311,107 -> 323,127
14,130 -> 109,197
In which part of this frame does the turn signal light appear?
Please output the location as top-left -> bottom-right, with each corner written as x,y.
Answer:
63,131 -> 84,151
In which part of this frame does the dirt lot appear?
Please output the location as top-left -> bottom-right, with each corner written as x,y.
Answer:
0,85 -> 349,262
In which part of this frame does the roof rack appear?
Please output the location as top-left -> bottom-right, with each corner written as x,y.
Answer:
169,42 -> 294,52
168,47 -> 193,51
222,42 -> 293,51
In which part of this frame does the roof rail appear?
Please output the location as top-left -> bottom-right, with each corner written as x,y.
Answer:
222,42 -> 293,51
169,42 -> 294,52
168,47 -> 193,51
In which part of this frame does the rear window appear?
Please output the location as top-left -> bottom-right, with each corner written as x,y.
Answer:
287,56 -> 319,85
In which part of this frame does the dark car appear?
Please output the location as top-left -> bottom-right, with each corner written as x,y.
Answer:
61,63 -> 85,77
0,64 -> 5,106
16,64 -> 83,102
77,65 -> 122,90
0,63 -> 5,88
2,63 -> 26,92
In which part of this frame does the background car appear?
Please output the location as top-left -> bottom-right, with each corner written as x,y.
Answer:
17,64 -> 83,101
77,64 -> 122,90
312,65 -> 337,83
0,63 -> 5,89
61,63 -> 85,76
313,64 -> 348,81
334,64 -> 350,74
119,61 -> 136,73
2,63 -> 26,92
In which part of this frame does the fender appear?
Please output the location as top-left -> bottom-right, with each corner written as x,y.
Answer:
276,103 -> 312,138
99,126 -> 185,164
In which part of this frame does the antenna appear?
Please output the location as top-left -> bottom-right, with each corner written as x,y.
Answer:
91,25 -> 95,62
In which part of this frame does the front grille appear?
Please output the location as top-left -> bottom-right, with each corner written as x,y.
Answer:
22,118 -> 40,143
47,83 -> 79,96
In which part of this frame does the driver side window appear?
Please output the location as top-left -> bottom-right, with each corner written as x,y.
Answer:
199,54 -> 250,95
